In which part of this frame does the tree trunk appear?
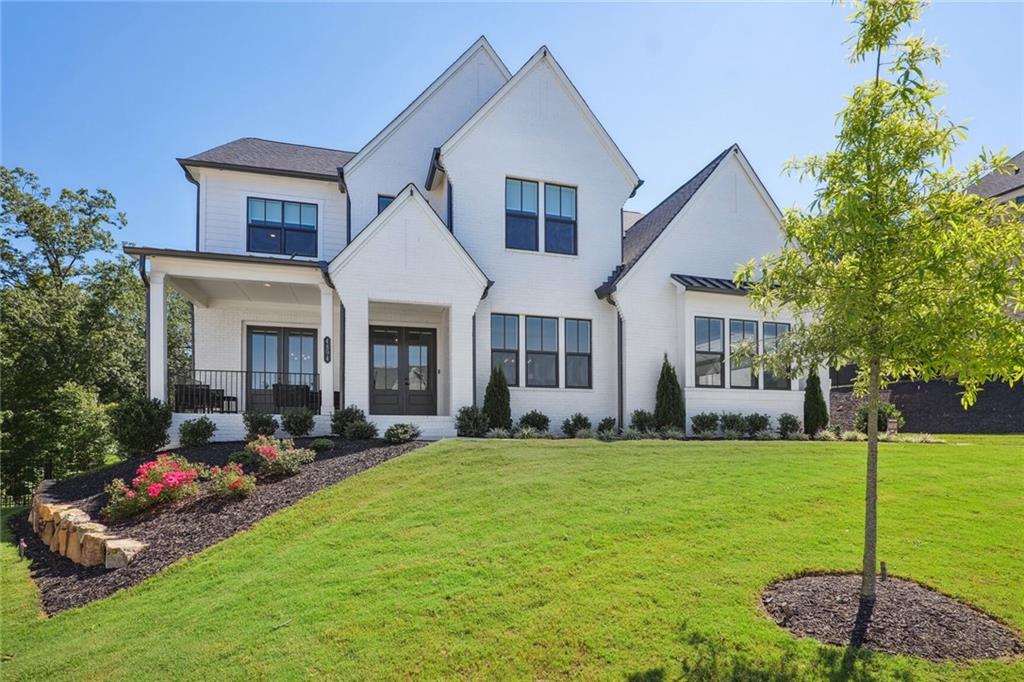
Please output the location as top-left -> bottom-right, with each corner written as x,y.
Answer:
861,356 -> 881,601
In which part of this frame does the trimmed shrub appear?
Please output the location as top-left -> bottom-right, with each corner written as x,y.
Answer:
596,416 -> 617,433
744,413 -> 771,436
456,405 -> 489,437
777,413 -> 801,438
344,420 -> 378,440
179,416 -> 217,448
207,463 -> 255,498
630,409 -> 657,432
720,413 -> 746,433
483,366 -> 512,430
803,373 -> 829,435
384,423 -> 421,444
51,382 -> 117,476
244,435 -> 315,478
690,412 -> 720,435
111,395 -> 172,457
722,429 -> 744,440
281,408 -> 315,437
485,427 -> 511,439
657,427 -> 686,440
855,401 -> 905,433
331,405 -> 365,436
102,453 -> 201,519
243,411 -> 278,440
654,354 -> 685,429
518,410 -> 550,431
228,450 -> 251,466
309,438 -> 334,453
561,413 -> 592,437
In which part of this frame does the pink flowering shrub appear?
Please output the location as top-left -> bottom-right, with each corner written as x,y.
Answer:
243,435 -> 315,478
208,463 -> 256,498
102,453 -> 201,519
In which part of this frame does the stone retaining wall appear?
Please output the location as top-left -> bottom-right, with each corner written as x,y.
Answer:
27,481 -> 145,569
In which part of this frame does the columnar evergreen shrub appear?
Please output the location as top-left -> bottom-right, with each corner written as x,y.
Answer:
630,409 -> 657,432
561,413 -> 591,437
179,416 -> 217,448
331,405 -> 365,436
455,406 -> 489,437
483,366 -> 512,430
654,355 -> 685,429
690,412 -> 720,435
518,410 -> 550,431
855,401 -> 905,433
111,395 -> 172,457
282,408 -> 315,437
777,413 -> 801,438
243,411 -> 279,440
803,373 -> 829,435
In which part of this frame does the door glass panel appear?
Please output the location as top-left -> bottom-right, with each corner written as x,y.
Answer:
249,331 -> 278,389
286,332 -> 315,386
408,343 -> 428,391
373,330 -> 399,390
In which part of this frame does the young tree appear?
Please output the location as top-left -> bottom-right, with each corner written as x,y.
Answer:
482,366 -> 512,430
738,0 -> 1024,603
654,354 -> 685,429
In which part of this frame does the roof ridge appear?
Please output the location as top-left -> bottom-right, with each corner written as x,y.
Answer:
244,137 -> 357,155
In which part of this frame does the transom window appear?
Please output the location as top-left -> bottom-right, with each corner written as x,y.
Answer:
729,319 -> 758,388
247,197 -> 317,257
763,322 -> 792,390
525,316 -> 558,387
694,316 -> 725,387
544,184 -> 577,255
564,318 -> 591,388
377,194 -> 394,214
505,178 -> 539,251
490,314 -> 519,387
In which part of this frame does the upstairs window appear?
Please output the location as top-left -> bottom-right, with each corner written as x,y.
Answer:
490,314 -> 519,387
763,322 -> 791,390
525,316 -> 558,387
694,316 -> 724,387
505,178 -> 538,251
729,319 -> 758,388
247,197 -> 317,257
377,194 -> 394,214
564,318 -> 591,388
545,184 -> 577,255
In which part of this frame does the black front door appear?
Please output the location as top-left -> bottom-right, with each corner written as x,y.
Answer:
370,326 -> 436,415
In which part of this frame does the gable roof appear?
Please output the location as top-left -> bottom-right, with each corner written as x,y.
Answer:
438,46 -> 641,191
970,149 -> 1024,199
178,138 -> 355,182
343,36 -> 511,177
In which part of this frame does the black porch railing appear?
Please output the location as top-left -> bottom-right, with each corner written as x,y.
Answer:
169,369 -> 326,415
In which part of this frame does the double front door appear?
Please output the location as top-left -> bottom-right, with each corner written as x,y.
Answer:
370,326 -> 436,415
247,327 -> 317,412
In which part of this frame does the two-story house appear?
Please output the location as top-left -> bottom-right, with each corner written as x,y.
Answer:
128,37 -> 824,441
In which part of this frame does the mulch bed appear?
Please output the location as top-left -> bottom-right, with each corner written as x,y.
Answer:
7,437 -> 424,615
762,573 -> 1024,661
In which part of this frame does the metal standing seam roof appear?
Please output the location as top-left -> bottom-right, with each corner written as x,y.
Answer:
670,273 -> 752,295
178,137 -> 356,181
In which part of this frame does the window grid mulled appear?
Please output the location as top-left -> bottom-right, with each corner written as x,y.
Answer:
246,197 -> 318,257
544,183 -> 578,255
525,315 -> 558,388
505,178 -> 539,251
694,316 -> 725,388
564,318 -> 592,389
763,321 -> 792,390
729,319 -> 759,389
490,313 -> 519,387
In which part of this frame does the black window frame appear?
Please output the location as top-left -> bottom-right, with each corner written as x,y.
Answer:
505,178 -> 539,252
525,315 -> 559,388
377,194 -> 395,214
246,196 -> 318,258
763,321 -> 792,390
694,316 -> 725,388
564,318 -> 592,389
490,313 -> 519,387
544,183 -> 578,256
729,319 -> 759,389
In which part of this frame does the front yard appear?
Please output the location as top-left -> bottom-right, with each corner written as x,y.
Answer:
2,436 -> 1022,680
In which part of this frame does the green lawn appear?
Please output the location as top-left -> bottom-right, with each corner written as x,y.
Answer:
2,436 -> 1022,680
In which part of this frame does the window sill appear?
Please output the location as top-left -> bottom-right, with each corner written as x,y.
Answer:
503,248 -> 578,259
246,251 -> 319,261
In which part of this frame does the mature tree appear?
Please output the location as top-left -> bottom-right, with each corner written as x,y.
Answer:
738,0 -> 1024,603
0,167 -> 192,495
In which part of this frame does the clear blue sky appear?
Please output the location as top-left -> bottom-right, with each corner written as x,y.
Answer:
3,2 -> 1021,252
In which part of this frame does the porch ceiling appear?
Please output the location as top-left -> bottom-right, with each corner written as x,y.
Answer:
168,275 -> 320,306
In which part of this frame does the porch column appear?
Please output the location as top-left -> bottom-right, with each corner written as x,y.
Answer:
319,284 -> 336,416
448,302 -> 475,415
148,270 -> 167,402
343,295 -> 370,414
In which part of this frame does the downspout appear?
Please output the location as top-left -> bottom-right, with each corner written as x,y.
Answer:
447,179 -> 454,233
617,310 -> 624,430
471,313 -> 477,407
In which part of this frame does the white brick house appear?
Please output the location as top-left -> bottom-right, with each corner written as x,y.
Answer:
129,37 -> 828,442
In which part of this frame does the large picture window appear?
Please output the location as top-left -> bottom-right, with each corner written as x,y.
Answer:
545,184 -> 577,255
490,314 -> 519,387
247,197 -> 317,257
564,318 -> 591,388
505,178 -> 539,251
763,322 -> 792,390
729,319 -> 758,388
694,316 -> 724,387
525,316 -> 558,387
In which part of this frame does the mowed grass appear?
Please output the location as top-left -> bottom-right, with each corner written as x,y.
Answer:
2,436 -> 1022,680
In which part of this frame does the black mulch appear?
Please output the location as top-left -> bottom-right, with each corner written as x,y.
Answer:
7,437 -> 424,615
762,573 -> 1024,661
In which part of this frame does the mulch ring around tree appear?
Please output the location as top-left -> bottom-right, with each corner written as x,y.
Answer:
7,437 -> 425,615
762,572 -> 1024,662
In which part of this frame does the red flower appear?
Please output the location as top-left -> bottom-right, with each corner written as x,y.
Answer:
146,482 -> 164,498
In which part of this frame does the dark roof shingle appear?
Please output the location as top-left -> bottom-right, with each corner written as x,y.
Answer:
969,150 -> 1024,199
179,137 -> 356,181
